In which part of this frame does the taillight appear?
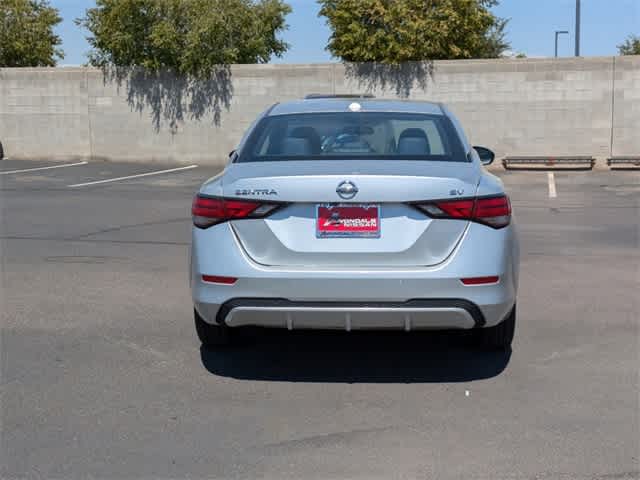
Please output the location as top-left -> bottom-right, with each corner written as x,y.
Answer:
472,195 -> 512,228
192,195 -> 283,228
413,195 -> 511,229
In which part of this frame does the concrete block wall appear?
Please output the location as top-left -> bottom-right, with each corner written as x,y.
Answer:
0,56 -> 638,165
0,68 -> 91,161
337,57 -> 628,160
86,64 -> 337,163
612,56 -> 640,156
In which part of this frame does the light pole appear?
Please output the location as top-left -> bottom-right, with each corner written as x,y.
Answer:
575,0 -> 581,56
555,30 -> 569,57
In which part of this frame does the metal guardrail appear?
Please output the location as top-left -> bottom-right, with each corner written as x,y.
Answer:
607,156 -> 640,169
502,156 -> 595,170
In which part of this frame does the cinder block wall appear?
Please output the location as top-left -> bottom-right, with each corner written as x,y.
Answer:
612,56 -> 640,157
0,56 -> 638,165
0,68 -> 91,160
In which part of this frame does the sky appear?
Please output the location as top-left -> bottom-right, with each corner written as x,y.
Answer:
53,0 -> 639,66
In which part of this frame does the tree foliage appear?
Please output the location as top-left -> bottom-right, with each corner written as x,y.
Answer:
0,0 -> 63,67
77,0 -> 291,76
618,35 -> 640,55
318,0 -> 509,62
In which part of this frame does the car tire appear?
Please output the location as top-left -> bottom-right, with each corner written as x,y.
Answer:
194,308 -> 233,347
476,306 -> 515,350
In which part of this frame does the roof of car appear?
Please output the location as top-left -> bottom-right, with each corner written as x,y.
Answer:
268,98 -> 445,116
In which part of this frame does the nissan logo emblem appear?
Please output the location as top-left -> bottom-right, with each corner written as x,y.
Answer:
336,181 -> 358,200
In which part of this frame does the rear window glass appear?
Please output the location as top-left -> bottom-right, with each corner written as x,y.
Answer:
237,112 -> 468,162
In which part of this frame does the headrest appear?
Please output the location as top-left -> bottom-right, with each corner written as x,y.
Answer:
289,126 -> 321,154
281,137 -> 312,155
397,128 -> 431,154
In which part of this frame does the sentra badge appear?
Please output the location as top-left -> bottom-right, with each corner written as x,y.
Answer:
235,189 -> 278,196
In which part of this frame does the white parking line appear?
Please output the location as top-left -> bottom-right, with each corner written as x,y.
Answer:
547,172 -> 557,198
0,161 -> 88,175
68,165 -> 199,188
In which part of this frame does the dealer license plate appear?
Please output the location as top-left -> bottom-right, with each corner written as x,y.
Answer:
316,204 -> 380,238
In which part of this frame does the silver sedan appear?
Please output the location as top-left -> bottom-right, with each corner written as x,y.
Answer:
191,96 -> 519,349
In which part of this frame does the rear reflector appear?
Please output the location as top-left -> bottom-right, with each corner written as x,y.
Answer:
192,195 -> 283,228
202,275 -> 237,285
461,276 -> 500,285
413,195 -> 511,229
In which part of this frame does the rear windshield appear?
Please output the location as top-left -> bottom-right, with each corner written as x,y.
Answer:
236,112 -> 468,163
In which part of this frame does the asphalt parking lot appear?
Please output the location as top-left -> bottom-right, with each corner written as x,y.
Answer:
1,159 -> 638,479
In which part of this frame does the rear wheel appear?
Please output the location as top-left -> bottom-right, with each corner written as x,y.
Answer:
476,306 -> 516,350
194,309 -> 233,347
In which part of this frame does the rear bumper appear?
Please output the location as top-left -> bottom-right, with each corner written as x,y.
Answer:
193,266 -> 516,329
195,289 -> 515,331
210,298 -> 486,330
191,221 -> 519,330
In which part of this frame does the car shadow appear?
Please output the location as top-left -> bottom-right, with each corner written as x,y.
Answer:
200,329 -> 511,383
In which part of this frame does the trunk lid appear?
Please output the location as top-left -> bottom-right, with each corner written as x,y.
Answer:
211,160 -> 480,268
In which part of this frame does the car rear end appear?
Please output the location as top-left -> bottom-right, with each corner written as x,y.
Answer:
190,99 -> 518,345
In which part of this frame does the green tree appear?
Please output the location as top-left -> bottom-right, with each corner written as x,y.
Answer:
0,0 -> 63,67
618,35 -> 640,55
77,0 -> 291,76
318,0 -> 510,62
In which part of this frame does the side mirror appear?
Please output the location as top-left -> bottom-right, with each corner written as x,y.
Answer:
228,149 -> 236,159
473,146 -> 495,166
